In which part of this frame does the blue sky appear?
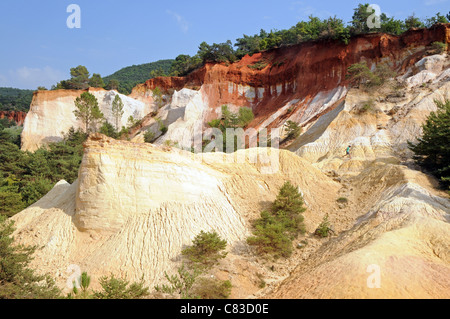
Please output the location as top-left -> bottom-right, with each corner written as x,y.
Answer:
0,0 -> 448,89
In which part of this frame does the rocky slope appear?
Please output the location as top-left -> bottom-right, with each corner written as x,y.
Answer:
130,24 -> 449,138
11,134 -> 340,294
22,25 -> 450,151
21,88 -> 149,151
10,25 -> 450,298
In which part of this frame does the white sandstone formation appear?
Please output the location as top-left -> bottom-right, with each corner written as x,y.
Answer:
21,88 -> 149,152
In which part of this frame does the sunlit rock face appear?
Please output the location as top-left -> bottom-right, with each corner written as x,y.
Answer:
21,88 -> 149,152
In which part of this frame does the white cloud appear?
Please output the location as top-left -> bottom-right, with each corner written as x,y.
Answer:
167,10 -> 189,33
0,66 -> 65,89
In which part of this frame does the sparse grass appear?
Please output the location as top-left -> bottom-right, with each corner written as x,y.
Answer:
248,60 -> 269,70
193,278 -> 232,299
355,99 -> 377,114
431,41 -> 447,54
314,214 -> 332,238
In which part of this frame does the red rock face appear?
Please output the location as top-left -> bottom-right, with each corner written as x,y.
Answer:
0,111 -> 27,126
131,24 -> 449,130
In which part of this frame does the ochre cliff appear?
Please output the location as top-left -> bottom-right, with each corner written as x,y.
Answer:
0,110 -> 27,126
10,25 -> 450,299
131,24 -> 450,130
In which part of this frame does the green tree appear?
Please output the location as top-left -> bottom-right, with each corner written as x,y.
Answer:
182,231 -> 228,268
198,40 -> 237,64
152,87 -> 164,109
73,92 -> 104,133
89,73 -> 105,88
237,107 -> 255,128
408,99 -> 450,189
0,215 -> 62,299
284,121 -> 301,141
69,65 -> 90,90
350,3 -> 373,35
235,34 -> 262,58
347,61 -> 394,89
247,181 -> 306,258
99,121 -> 119,139
170,54 -> 202,76
380,13 -> 406,35
405,14 -> 425,29
425,12 -> 449,28
111,94 -> 124,131
106,79 -> 120,91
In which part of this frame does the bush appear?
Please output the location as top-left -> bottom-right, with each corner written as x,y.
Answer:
193,278 -> 232,299
143,130 -> 156,143
248,60 -> 269,70
247,181 -> 306,258
315,214 -> 332,238
356,99 -> 377,114
93,274 -> 149,299
0,215 -> 62,299
347,62 -> 396,90
182,231 -> 227,268
284,121 -> 301,141
408,99 -> 450,189
99,121 -> 119,139
155,264 -> 202,299
237,107 -> 255,128
431,41 -> 448,54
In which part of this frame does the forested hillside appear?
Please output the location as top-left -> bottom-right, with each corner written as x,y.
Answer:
0,88 -> 34,112
102,59 -> 174,94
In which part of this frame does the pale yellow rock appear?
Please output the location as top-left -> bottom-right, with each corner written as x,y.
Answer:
12,134 -> 340,292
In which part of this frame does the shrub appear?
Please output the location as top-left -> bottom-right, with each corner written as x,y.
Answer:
68,272 -> 92,299
247,181 -> 306,258
155,264 -> 202,299
182,231 -> 228,268
284,121 -> 301,141
408,99 -> 450,189
431,41 -> 448,54
336,197 -> 348,204
347,62 -> 395,90
193,278 -> 232,299
248,60 -> 269,70
356,99 -> 376,114
93,274 -> 149,299
0,215 -> 62,299
143,130 -> 156,143
238,107 -> 255,128
315,214 -> 332,238
99,121 -> 119,139
208,119 -> 221,128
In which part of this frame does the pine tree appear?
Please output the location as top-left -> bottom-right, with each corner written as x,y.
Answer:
0,215 -> 62,298
408,99 -> 450,189
73,92 -> 104,133
111,94 -> 124,131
